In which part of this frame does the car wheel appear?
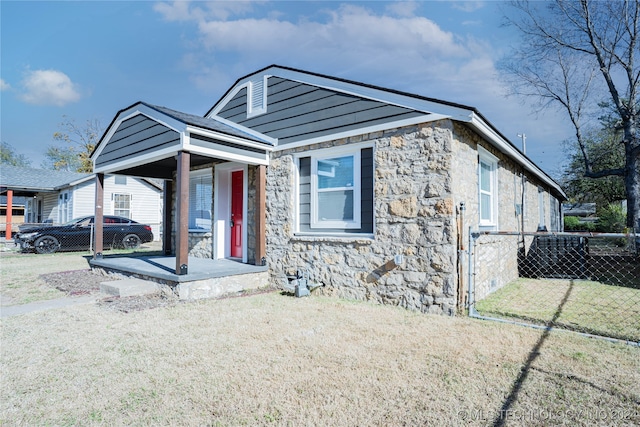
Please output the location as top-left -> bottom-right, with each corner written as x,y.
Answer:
34,235 -> 60,254
122,234 -> 141,250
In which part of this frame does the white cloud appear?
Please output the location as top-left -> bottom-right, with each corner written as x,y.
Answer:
451,1 -> 485,13
385,1 -> 419,17
20,69 -> 81,106
0,79 -> 10,91
154,1 -> 258,22
152,1 -> 505,111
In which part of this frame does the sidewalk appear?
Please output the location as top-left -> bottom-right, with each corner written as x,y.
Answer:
0,295 -> 98,318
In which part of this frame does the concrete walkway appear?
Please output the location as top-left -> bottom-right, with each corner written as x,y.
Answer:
0,294 -> 99,318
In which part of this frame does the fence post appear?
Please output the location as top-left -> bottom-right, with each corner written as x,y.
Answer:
467,227 -> 478,317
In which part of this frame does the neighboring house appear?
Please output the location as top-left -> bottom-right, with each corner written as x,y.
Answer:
92,65 -> 566,314
562,203 -> 596,218
0,165 -> 163,240
0,195 -> 26,233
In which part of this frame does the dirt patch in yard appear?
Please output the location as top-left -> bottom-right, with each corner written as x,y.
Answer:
39,269 -> 179,313
40,270 -> 105,296
39,269 -> 276,313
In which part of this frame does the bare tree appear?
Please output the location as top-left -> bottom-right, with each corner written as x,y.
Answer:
43,116 -> 102,173
502,0 -> 640,229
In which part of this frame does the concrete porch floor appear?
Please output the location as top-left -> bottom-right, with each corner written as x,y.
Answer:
90,256 -> 269,300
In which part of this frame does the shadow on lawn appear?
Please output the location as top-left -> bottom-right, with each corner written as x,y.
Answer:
492,279 -> 575,427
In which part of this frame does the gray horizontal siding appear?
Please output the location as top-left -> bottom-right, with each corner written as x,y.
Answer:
298,147 -> 373,234
216,77 -> 424,146
96,115 -> 180,167
190,135 -> 267,161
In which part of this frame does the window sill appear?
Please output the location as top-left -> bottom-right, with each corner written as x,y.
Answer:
292,233 -> 374,244
478,224 -> 497,232
188,229 -> 212,235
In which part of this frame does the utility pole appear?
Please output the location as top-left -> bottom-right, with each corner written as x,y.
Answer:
517,133 -> 526,154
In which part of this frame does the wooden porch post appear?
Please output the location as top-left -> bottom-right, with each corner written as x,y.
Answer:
175,151 -> 190,275
255,165 -> 266,266
94,173 -> 104,259
163,180 -> 173,256
5,189 -> 13,240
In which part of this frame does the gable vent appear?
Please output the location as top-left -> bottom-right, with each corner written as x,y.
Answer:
248,77 -> 266,117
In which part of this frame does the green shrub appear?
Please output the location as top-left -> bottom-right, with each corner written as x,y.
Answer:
564,216 -> 581,230
564,216 -> 597,232
596,204 -> 626,233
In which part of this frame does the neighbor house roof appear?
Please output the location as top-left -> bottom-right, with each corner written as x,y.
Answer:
0,165 -> 163,194
0,164 -> 91,194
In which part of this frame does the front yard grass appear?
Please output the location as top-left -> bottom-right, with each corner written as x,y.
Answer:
1,292 -> 638,426
475,278 -> 640,342
0,250 -> 91,304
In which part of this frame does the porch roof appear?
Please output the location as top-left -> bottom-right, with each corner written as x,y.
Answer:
91,102 -> 273,179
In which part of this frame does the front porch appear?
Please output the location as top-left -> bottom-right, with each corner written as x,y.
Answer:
89,102 -> 272,287
91,255 -> 268,300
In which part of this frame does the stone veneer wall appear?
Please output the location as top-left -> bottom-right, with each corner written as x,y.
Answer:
266,121 -> 458,315
450,123 -> 562,301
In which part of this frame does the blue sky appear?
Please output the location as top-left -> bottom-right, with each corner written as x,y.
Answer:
1,1 -> 573,177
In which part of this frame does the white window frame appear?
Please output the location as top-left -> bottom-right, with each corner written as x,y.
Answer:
112,193 -> 132,219
478,146 -> 499,229
538,186 -> 546,230
189,168 -> 213,232
309,147 -> 362,229
58,191 -> 72,224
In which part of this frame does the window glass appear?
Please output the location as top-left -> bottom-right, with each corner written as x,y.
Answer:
318,156 -> 354,189
480,193 -> 492,221
318,190 -> 354,221
480,162 -> 491,192
113,193 -> 131,218
189,171 -> 212,230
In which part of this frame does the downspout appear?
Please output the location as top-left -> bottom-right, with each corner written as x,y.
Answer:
467,226 -> 477,316
457,202 -> 466,310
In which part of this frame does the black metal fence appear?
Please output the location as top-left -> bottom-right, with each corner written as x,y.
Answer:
469,231 -> 640,344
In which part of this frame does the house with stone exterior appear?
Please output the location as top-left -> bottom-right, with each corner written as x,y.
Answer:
90,65 -> 566,314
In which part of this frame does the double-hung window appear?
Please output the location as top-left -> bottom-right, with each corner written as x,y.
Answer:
311,151 -> 361,229
478,146 -> 498,229
298,146 -> 373,234
113,193 -> 131,218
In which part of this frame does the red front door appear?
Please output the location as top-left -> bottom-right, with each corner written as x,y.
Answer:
230,170 -> 243,258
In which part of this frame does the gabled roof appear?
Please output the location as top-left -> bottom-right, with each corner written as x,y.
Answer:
206,65 -> 566,200
91,101 -> 272,176
0,164 -> 91,194
139,102 -> 273,145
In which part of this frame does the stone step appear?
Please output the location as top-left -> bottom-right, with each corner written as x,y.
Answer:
100,278 -> 159,298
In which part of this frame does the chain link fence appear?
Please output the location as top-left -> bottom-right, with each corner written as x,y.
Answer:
468,231 -> 640,344
4,218 -> 162,255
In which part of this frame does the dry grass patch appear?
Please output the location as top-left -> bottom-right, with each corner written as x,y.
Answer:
0,251 -> 93,304
476,278 -> 640,342
1,293 -> 638,426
